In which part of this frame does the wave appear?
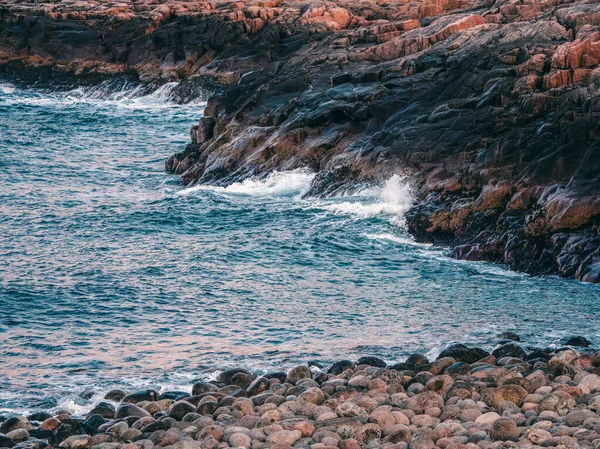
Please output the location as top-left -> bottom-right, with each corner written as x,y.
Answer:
0,83 -> 15,94
0,80 -> 206,110
176,169 -> 316,198
319,174 -> 414,225
365,233 -> 432,247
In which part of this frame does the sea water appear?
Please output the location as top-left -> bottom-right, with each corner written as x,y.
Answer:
0,81 -> 598,415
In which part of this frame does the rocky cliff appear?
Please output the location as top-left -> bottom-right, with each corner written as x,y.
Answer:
1,0 -> 599,281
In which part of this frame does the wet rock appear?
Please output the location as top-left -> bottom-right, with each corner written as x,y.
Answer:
263,372 -> 287,383
327,360 -> 355,375
6,430 -> 29,443
565,336 -> 592,347
116,404 -> 152,419
159,392 -> 190,401
492,343 -> 527,360
0,417 -> 33,434
122,390 -> 159,404
27,412 -> 52,422
168,401 -> 196,420
191,383 -> 218,396
217,369 -> 251,386
86,403 -> 116,420
246,377 -> 269,397
498,332 -> 521,342
84,415 -> 108,432
437,345 -> 489,364
0,436 -> 15,448
104,389 -> 127,402
356,357 -> 386,368
49,420 -> 95,446
286,366 -> 313,384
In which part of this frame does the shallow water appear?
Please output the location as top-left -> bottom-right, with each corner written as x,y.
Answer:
1,81 -> 599,416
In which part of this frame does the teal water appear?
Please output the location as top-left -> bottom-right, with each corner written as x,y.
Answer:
1,81 -> 599,415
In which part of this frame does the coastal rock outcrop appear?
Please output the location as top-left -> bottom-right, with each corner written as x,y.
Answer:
1,0 -> 599,281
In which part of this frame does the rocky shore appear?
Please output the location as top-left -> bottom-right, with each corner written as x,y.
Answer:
1,0 -> 599,281
2,336 -> 600,449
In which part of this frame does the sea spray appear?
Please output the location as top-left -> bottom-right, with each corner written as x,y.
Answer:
320,174 -> 414,225
175,169 -> 316,198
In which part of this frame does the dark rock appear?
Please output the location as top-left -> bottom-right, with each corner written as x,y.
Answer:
356,356 -> 387,368
444,362 -> 471,375
197,401 -> 219,416
86,402 -> 115,420
263,372 -> 287,383
0,417 -> 31,434
140,421 -> 170,433
104,389 -> 127,402
115,404 -> 151,420
27,412 -> 52,423
48,420 -> 94,446
168,401 -> 196,421
492,343 -> 527,360
406,354 -> 429,367
246,377 -> 269,397
327,360 -> 355,375
159,391 -> 190,401
0,436 -> 15,448
565,336 -> 592,347
286,365 -> 313,384
498,332 -> 521,342
122,390 -> 159,404
217,369 -> 252,386
191,382 -> 219,396
28,429 -> 53,440
437,345 -> 489,364
79,390 -> 96,400
84,415 -> 107,432
230,372 -> 254,389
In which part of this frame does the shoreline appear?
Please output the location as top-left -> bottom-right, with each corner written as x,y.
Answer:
2,337 -> 600,449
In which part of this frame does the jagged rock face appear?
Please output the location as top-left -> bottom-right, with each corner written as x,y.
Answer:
1,0 -> 599,281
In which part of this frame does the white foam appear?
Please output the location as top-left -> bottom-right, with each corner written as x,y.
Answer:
0,83 -> 15,95
320,174 -> 413,225
0,81 -> 204,111
176,169 -> 315,198
365,233 -> 432,247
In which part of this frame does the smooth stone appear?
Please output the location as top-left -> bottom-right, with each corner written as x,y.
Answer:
565,336 -> 592,347
59,435 -> 93,449
104,389 -> 128,402
84,415 -> 108,431
490,418 -> 519,442
116,404 -> 152,419
122,390 -> 159,404
6,429 -> 29,443
263,372 -> 287,383
87,403 -> 116,420
247,377 -> 269,397
327,360 -> 355,375
356,357 -> 387,368
160,392 -> 190,401
49,420 -> 95,446
437,345 -> 489,364
168,401 -> 196,421
491,343 -> 527,360
286,366 -> 313,384
217,369 -> 251,386
191,383 -> 219,396
0,417 -> 33,434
